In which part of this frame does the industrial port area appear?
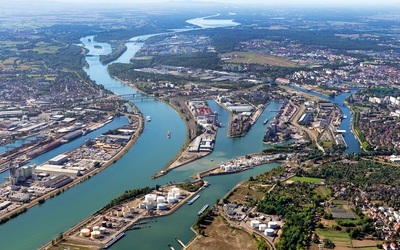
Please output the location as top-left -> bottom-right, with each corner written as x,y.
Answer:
41,184 -> 202,250
0,116 -> 141,221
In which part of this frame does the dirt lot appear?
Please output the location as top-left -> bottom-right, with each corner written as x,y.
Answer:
186,215 -> 258,250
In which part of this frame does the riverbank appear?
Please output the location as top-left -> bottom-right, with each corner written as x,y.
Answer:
0,113 -> 144,225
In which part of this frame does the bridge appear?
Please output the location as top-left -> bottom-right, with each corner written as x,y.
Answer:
117,93 -> 156,101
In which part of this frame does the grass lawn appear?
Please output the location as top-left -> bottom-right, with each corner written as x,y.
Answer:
316,229 -> 351,243
290,176 -> 322,184
221,51 -> 299,67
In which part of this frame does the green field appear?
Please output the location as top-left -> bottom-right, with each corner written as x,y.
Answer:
315,186 -> 332,198
316,229 -> 351,243
290,176 -> 322,184
221,51 -> 299,67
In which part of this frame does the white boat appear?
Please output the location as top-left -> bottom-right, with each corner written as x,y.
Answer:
167,131 -> 171,139
146,116 -> 151,122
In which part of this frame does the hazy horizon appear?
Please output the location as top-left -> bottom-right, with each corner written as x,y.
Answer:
4,0 -> 400,8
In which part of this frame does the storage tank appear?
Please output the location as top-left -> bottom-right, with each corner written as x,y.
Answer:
91,230 -> 100,239
168,192 -> 174,197
174,193 -> 181,199
80,228 -> 91,237
265,228 -> 275,236
106,222 -> 112,228
157,203 -> 168,210
145,194 -> 157,202
93,226 -> 99,231
130,207 -> 135,213
172,187 -> 180,194
86,225 -> 93,231
139,203 -> 146,209
123,211 -> 130,218
259,224 -> 267,231
99,227 -> 106,234
101,221 -> 107,227
157,196 -> 166,203
268,221 -> 278,229
167,196 -> 177,203
250,220 -> 260,228
117,211 -> 123,217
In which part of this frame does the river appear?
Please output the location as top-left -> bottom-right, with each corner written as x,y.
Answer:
0,17 -> 359,249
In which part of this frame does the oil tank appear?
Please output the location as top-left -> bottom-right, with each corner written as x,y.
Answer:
157,203 -> 168,210
250,220 -> 260,228
80,229 -> 91,237
265,228 -> 275,236
268,221 -> 278,229
258,224 -> 267,231
91,231 -> 100,239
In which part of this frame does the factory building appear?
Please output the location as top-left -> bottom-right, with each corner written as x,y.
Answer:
298,112 -> 312,125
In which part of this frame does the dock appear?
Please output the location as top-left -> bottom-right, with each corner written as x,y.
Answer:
103,232 -> 125,249
175,237 -> 186,248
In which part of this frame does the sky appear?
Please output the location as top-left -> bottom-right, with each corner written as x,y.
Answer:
8,0 -> 400,7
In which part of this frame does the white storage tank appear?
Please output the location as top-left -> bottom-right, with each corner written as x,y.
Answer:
167,192 -> 174,197
99,227 -> 106,234
250,220 -> 260,228
172,187 -> 180,194
268,221 -> 278,229
157,203 -> 168,210
265,228 -> 275,236
80,228 -> 91,237
91,230 -> 100,239
258,224 -> 267,231
157,196 -> 166,203
123,211 -> 130,218
117,211 -> 123,217
93,226 -> 99,231
139,203 -> 146,209
174,193 -> 181,199
167,196 -> 176,203
145,194 -> 157,202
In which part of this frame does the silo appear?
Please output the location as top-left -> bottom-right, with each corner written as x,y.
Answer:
157,203 -> 168,210
265,228 -> 275,236
80,229 -> 91,237
268,221 -> 278,229
258,224 -> 267,231
250,220 -> 260,228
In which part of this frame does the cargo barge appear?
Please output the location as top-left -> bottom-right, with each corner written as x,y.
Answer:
187,194 -> 200,205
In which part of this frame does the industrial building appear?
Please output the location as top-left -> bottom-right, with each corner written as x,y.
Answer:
298,112 -> 312,125
48,154 -> 68,165
41,175 -> 72,188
